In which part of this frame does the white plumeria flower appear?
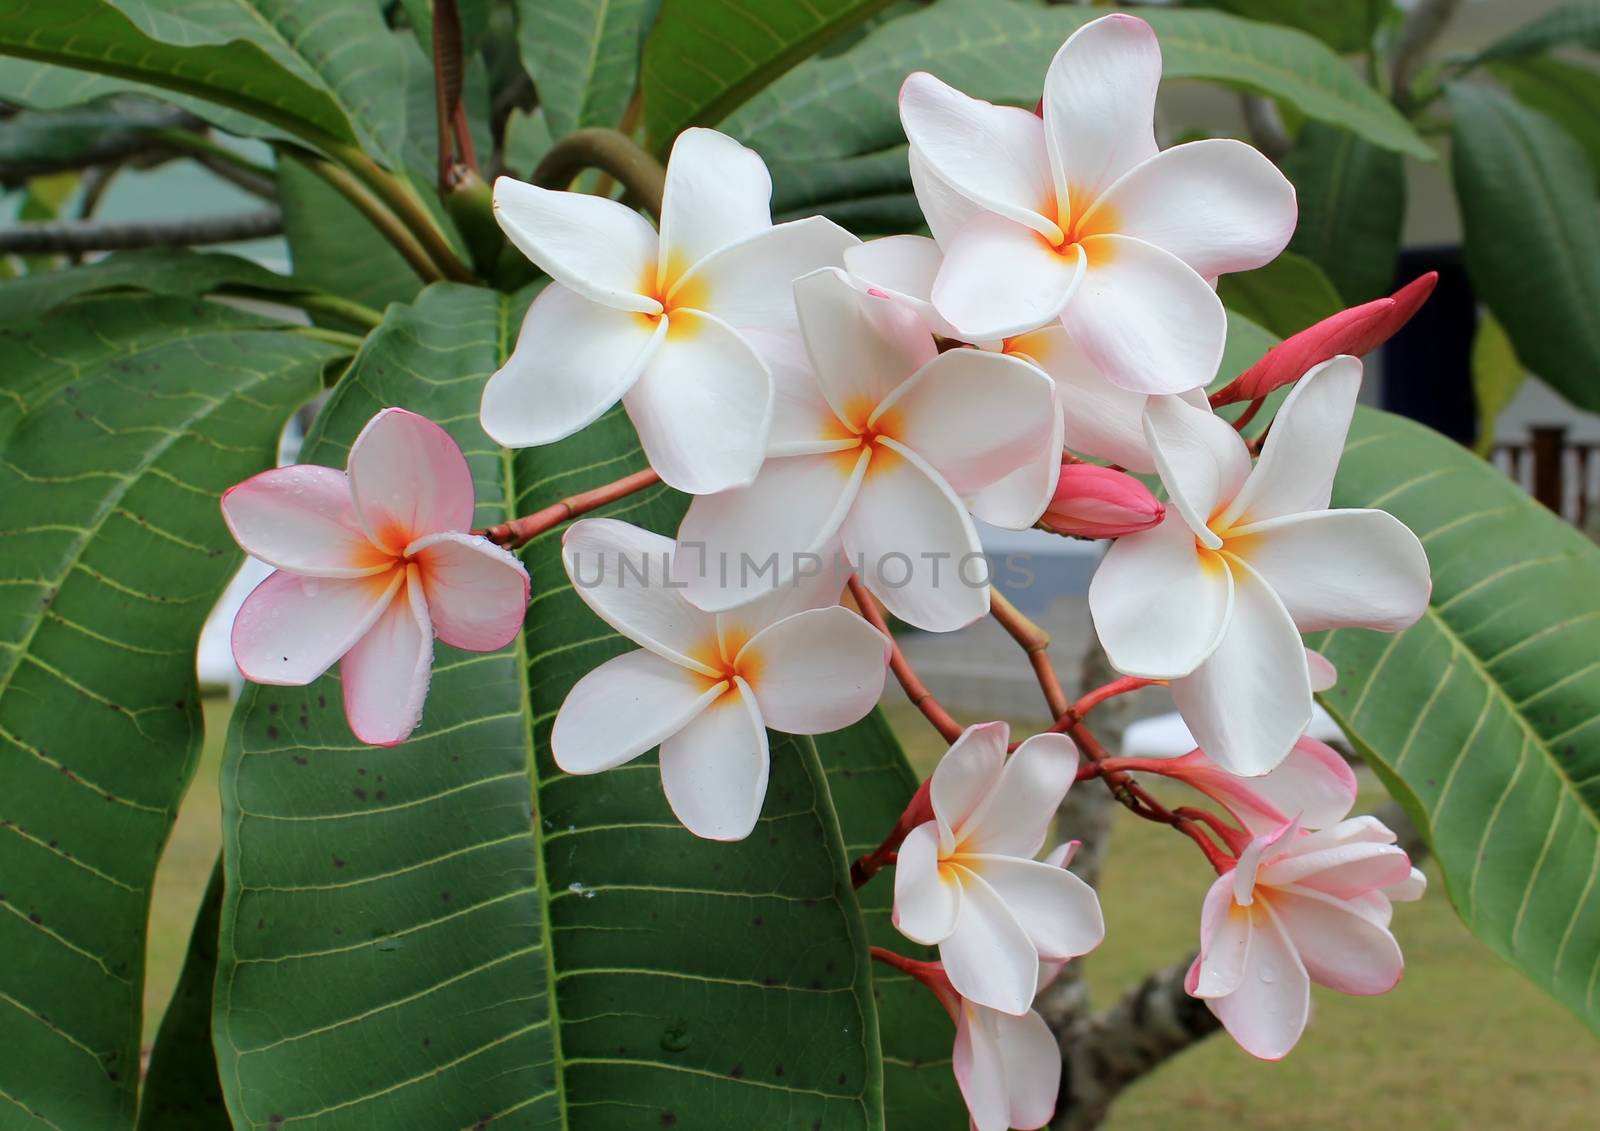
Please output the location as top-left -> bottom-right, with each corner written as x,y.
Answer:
953,997 -> 1060,1131
222,409 -> 530,746
1188,816 -> 1426,1060
483,128 -> 857,494
1088,356 -> 1431,775
552,518 -> 889,841
846,234 -> 1207,474
676,268 -> 1059,631
893,722 -> 1104,1015
898,12 -> 1296,392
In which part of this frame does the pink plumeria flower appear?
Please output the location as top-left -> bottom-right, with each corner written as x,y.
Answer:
483,128 -> 857,494
953,995 -> 1060,1131
677,267 -> 1058,630
898,13 -> 1296,392
893,722 -> 1104,1015
1187,816 -> 1426,1060
223,409 -> 530,746
552,518 -> 889,841
1088,356 -> 1431,775
1158,735 -> 1358,837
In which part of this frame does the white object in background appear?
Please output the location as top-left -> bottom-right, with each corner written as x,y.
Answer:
1121,704 -> 1346,759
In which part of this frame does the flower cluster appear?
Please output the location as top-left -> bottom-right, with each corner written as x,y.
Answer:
220,13 -> 1436,1128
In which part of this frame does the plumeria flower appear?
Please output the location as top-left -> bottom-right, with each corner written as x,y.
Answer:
483,127 -> 857,494
893,721 -> 1104,1014
1187,815 -> 1427,1060
552,518 -> 888,841
1155,734 -> 1358,836
223,409 -> 530,746
677,268 -> 1058,631
898,13 -> 1296,392
952,993 -> 1060,1131
1088,356 -> 1431,775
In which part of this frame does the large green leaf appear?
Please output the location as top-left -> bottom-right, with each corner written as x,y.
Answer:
1492,56 -> 1600,180
726,0 -> 1430,167
215,284 -> 885,1129
277,155 -> 424,312
1449,82 -> 1600,413
516,0 -> 652,139
0,293 -> 339,1129
1282,120 -> 1406,304
1471,0 -> 1600,63
1316,407 -> 1600,1037
769,147 -> 924,235
1216,250 -> 1344,339
1195,0 -> 1386,54
641,0 -> 894,152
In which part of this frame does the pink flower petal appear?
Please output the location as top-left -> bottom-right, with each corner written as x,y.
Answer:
994,1008 -> 1061,1129
953,1002 -> 1011,1131
408,531 -> 529,652
347,408 -> 475,553
1269,886 -> 1404,995
1207,901 -> 1310,1060
232,568 -> 402,686
221,465 -> 383,578
340,567 -> 434,746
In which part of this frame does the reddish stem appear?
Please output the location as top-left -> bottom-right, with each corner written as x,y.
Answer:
869,946 -> 959,1017
852,779 -> 932,888
848,577 -> 963,743
989,588 -> 1070,720
1042,675 -> 1154,738
1230,396 -> 1266,434
477,468 -> 661,549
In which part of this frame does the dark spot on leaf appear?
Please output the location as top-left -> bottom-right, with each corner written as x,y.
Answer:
751,916 -> 763,927
29,913 -> 41,925
268,704 -> 279,715
292,755 -> 308,766
440,891 -> 451,902
808,978 -> 821,990
812,1122 -> 822,1131
774,1062 -> 784,1077
266,725 -> 280,740
422,1036 -> 431,1047
317,694 -> 327,709
730,1063 -> 743,1078
357,767 -> 367,776
659,1114 -> 676,1127
375,790 -> 387,801
332,857 -> 346,869
353,788 -> 367,801
825,960 -> 836,973
836,1073 -> 846,1086
256,918 -> 265,930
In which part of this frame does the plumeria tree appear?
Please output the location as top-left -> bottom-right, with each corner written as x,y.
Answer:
2,2 -> 1598,1130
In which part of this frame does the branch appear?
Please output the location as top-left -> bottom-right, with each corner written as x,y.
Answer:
0,208 -> 282,254
990,587 -> 1070,719
532,128 -> 668,218
0,106 -> 202,180
1391,0 -> 1463,110
847,577 -> 964,743
477,468 -> 662,550
1240,94 -> 1290,161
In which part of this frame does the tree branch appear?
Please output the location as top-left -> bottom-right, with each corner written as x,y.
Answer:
1240,94 -> 1290,161
0,208 -> 283,254
532,128 -> 668,218
1391,0 -> 1463,110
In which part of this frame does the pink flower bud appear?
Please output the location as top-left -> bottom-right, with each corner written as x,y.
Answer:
1041,464 -> 1164,539
1215,272 -> 1438,405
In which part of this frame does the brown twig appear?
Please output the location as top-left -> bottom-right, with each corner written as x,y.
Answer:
847,577 -> 964,743
0,208 -> 282,254
989,587 -> 1070,719
477,468 -> 661,550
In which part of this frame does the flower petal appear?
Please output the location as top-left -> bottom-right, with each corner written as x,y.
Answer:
899,72 -> 1057,237
909,144 -> 983,249
347,408 -> 476,552
340,568 -> 433,746
1169,557 -> 1311,776
1307,649 -> 1338,692
1266,842 -> 1414,898
994,1008 -> 1061,1130
658,679 -> 771,841
1270,886 -> 1404,995
1088,512 -> 1233,679
407,531 -> 530,652
552,649 -> 719,774
962,732 -> 1079,856
844,440 -> 987,632
932,721 -> 1010,855
657,127 -> 772,282
1193,891 -> 1251,999
892,821 -> 962,945
1062,235 -> 1227,395
492,176 -> 659,313
738,606 -> 888,734
1174,736 -> 1358,834
795,267 -> 936,422
844,234 -> 943,315
965,855 -> 1104,961
562,518 -> 718,671
968,398 -> 1065,531
1142,392 -> 1251,546
1012,327 -> 1172,472
231,568 -> 401,686
1208,901 -> 1311,1060
1232,510 -> 1431,633
1041,13 -> 1161,212
953,1004 -> 1011,1131
221,465 -> 380,578
942,868 -> 1041,1015
481,283 -> 666,449
1086,139 -> 1296,277
624,309 -> 773,494
932,213 -> 1084,342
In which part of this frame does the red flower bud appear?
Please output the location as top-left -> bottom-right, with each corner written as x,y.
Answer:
1214,272 -> 1438,406
1041,465 -> 1164,539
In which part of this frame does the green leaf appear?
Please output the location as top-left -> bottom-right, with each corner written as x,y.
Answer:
1472,0 -> 1600,63
726,0 -> 1430,167
278,154 -> 424,311
1492,56 -> 1600,180
516,0 -> 652,138
1216,250 -> 1345,340
1449,82 -> 1600,413
1194,0 -> 1387,54
0,293 -> 338,1129
1471,309 -> 1525,456
769,147 -> 925,235
215,284 -> 885,1129
1282,119 -> 1407,304
641,0 -> 894,153
1315,406 -> 1600,1038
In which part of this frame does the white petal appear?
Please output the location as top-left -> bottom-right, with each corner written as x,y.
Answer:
844,234 -> 942,308
1086,139 -> 1296,277
953,1004 -> 1011,1131
899,72 -> 1057,237
481,283 -> 665,449
624,310 -> 773,494
492,176 -> 659,312
675,451 -> 867,612
844,440 -> 987,632
551,649 -> 718,774
232,569 -> 401,686
1307,649 -> 1338,692
909,144 -> 983,249
1041,13 -> 1161,212
658,679 -> 770,841
347,408 -> 475,551
1142,392 -> 1251,546
877,348 -> 1057,496
932,213 -> 1084,342
221,465 -> 381,578
964,855 -> 1104,961
941,868 -> 1040,1015
562,518 -> 718,672
340,568 -> 433,746
794,267 -> 935,422
1193,892 -> 1251,999
1269,886 -> 1404,995
1263,842 -> 1413,898
968,398 -> 1065,531
932,721 -> 1010,855
1170,557 -> 1311,776
892,821 -> 962,945
657,127 -> 772,283
1389,867 -> 1428,902
962,732 -> 1079,856
739,606 -> 888,733
715,550 -> 850,639
1221,355 -> 1362,527
993,1008 -> 1062,1130
1087,512 -> 1232,679
766,342 -> 845,454
1208,902 -> 1311,1060
408,532 -> 529,652
1232,510 -> 1431,633
1012,327 -> 1161,472
1061,236 -> 1226,395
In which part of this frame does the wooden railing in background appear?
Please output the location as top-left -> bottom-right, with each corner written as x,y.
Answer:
1492,426 -> 1600,529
